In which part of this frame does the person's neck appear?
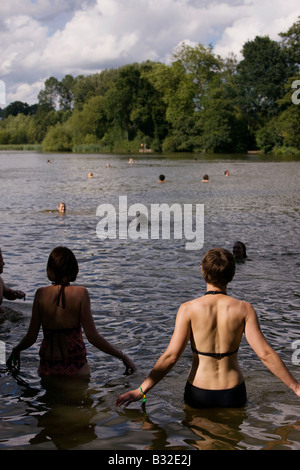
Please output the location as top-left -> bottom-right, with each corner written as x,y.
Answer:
206,283 -> 227,294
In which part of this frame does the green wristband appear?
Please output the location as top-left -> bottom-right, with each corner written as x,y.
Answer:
139,386 -> 146,404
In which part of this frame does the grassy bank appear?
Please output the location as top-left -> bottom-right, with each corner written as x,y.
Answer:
0,144 -> 42,151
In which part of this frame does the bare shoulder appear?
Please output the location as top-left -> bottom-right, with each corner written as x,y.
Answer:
235,298 -> 255,312
228,298 -> 257,325
70,285 -> 90,301
228,296 -> 253,310
242,300 -> 258,320
177,299 -> 200,317
34,286 -> 46,299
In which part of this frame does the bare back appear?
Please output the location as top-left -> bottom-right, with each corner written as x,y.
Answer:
35,285 -> 86,329
187,293 -> 246,390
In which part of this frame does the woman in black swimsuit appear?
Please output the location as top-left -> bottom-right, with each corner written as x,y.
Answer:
116,247 -> 300,409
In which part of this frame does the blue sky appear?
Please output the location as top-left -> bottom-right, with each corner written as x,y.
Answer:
1,0 -> 299,106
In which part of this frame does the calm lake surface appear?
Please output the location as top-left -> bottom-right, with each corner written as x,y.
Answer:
0,151 -> 299,451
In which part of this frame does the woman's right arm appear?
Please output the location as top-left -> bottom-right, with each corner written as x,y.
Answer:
79,287 -> 136,372
116,302 -> 191,407
6,289 -> 42,370
244,302 -> 300,397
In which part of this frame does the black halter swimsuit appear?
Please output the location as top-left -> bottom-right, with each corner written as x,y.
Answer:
184,290 -> 247,409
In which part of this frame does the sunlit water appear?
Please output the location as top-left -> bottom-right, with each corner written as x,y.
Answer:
0,151 -> 299,450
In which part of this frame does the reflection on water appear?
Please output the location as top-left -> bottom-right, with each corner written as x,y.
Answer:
183,406 -> 248,450
0,151 -> 299,450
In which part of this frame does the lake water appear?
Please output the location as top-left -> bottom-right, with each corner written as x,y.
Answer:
0,151 -> 299,451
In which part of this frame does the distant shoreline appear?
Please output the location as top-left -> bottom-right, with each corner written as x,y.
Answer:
0,144 -> 300,157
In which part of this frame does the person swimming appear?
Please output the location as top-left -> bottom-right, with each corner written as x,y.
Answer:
233,241 -> 247,259
57,202 -> 66,215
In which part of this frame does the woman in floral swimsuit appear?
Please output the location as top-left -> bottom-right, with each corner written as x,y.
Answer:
7,246 -> 135,377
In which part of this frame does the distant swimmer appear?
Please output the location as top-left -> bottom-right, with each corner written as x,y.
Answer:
128,157 -> 134,164
224,170 -> 230,176
233,241 -> 247,259
0,247 -> 25,312
158,174 -> 165,183
88,172 -> 94,178
57,202 -> 66,215
202,174 -> 209,182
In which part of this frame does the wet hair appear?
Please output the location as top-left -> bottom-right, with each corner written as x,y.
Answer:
201,248 -> 235,285
47,246 -> 78,285
234,241 -> 247,258
159,174 -> 165,181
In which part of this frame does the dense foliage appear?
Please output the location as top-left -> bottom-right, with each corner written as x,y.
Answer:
0,19 -> 299,154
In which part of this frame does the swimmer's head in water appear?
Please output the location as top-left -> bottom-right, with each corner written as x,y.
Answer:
57,202 -> 66,214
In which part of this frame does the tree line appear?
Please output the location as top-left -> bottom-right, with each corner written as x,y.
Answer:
0,19 -> 299,154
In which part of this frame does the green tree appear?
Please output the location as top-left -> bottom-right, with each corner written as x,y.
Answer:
69,95 -> 107,143
279,17 -> 300,72
0,113 -> 36,144
4,101 -> 31,117
104,64 -> 141,141
196,77 -> 248,153
235,36 -> 289,121
42,121 -> 73,152
73,69 -> 119,110
155,43 -> 222,152
59,74 -> 76,111
38,75 -> 75,112
277,104 -> 300,149
33,107 -> 70,143
38,77 -> 61,111
130,61 -> 168,149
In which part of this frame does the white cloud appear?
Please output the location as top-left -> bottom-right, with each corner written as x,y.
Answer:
0,15 -> 48,76
7,80 -> 46,105
0,0 -> 299,105
214,0 -> 300,59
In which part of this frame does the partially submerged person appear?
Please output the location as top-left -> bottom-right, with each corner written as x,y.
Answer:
202,174 -> 209,182
57,202 -> 66,215
116,248 -> 300,409
158,174 -> 165,183
0,248 -> 26,312
233,241 -> 247,259
7,246 -> 136,377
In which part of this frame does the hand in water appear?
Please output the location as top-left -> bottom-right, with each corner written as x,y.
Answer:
6,349 -> 20,371
122,354 -> 136,374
